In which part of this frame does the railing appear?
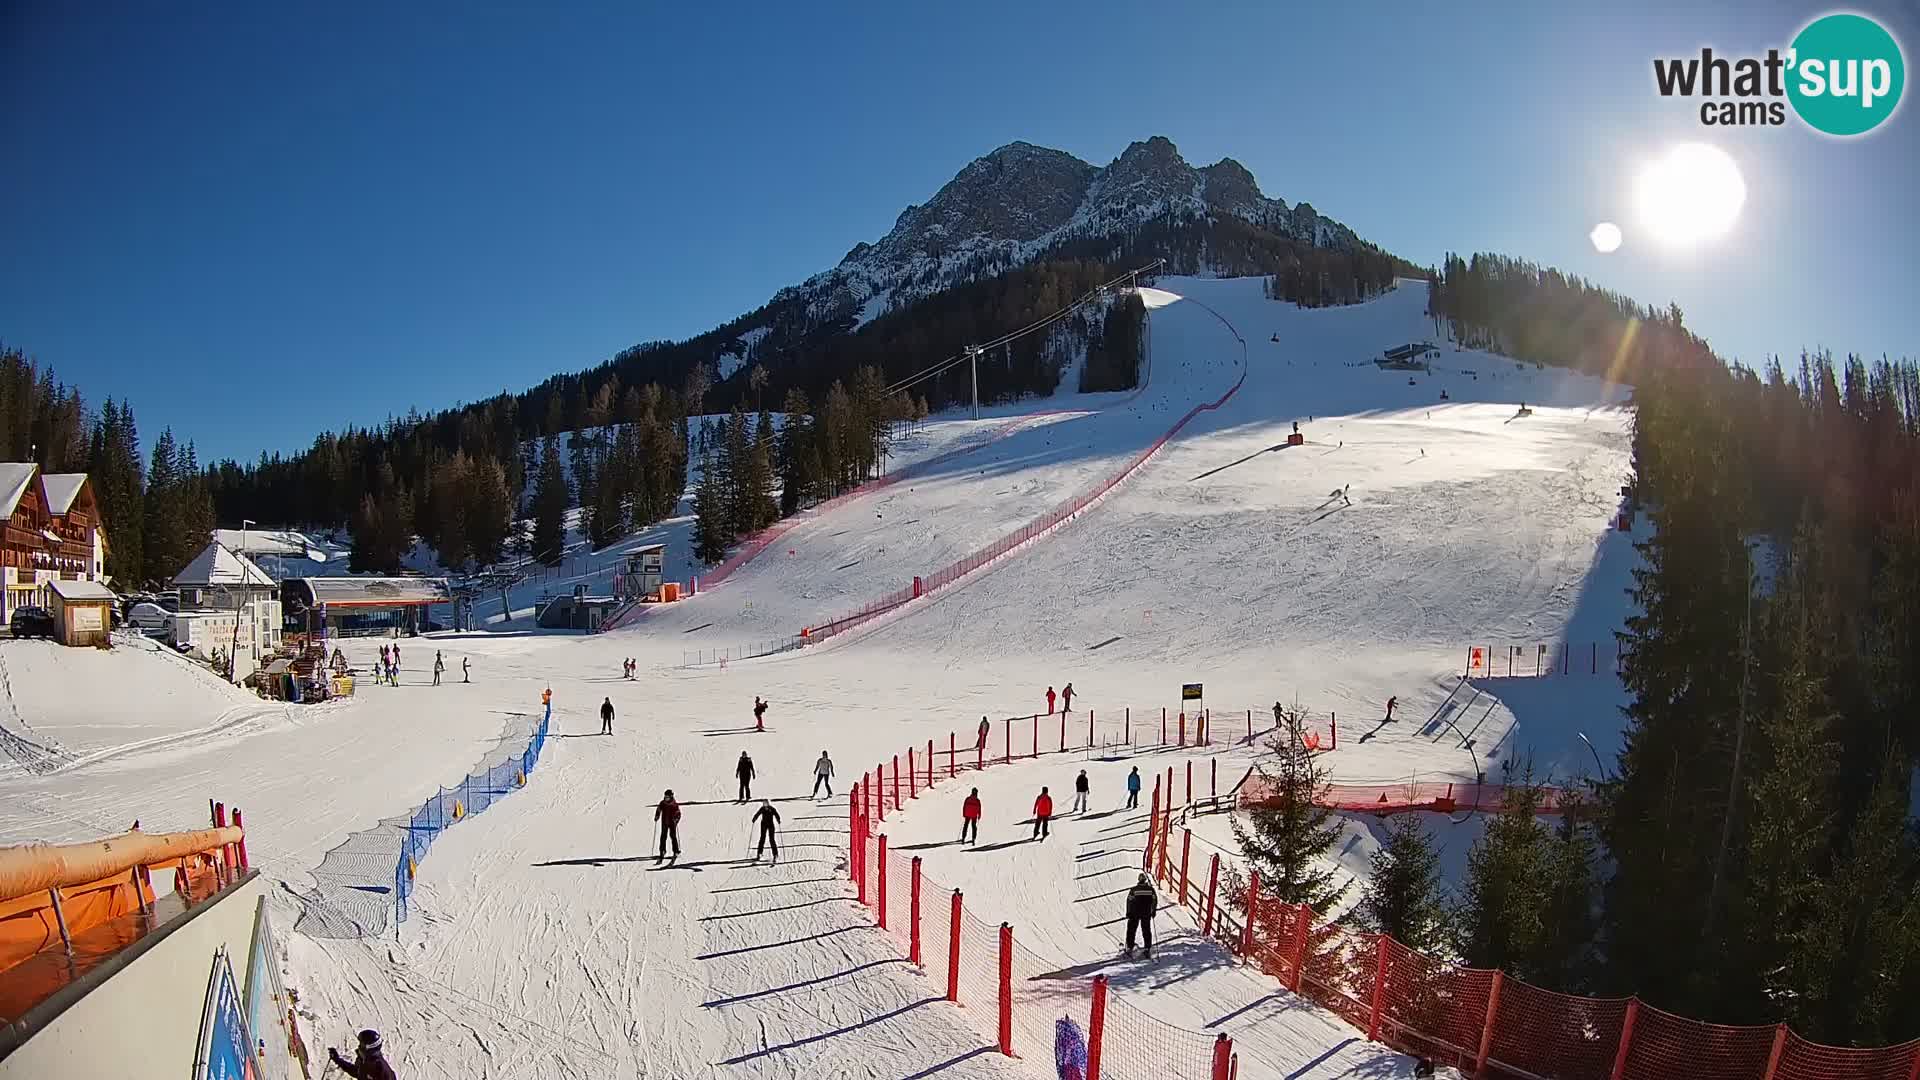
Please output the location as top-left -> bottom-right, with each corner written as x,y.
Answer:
1465,641 -> 1624,678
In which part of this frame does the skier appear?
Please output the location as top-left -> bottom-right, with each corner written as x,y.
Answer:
1125,766 -> 1142,809
961,788 -> 982,844
751,800 -> 782,863
1124,873 -> 1159,958
461,657 -> 470,683
1061,682 -> 1075,713
1072,770 -> 1090,813
753,696 -> 768,732
812,751 -> 834,798
328,1029 -> 397,1080
736,751 -> 756,803
541,686 -> 553,722
1385,696 -> 1398,723
654,790 -> 682,859
1045,687 -> 1057,715
976,716 -> 991,752
600,696 -> 615,736
1273,701 -> 1284,728
1032,787 -> 1054,840
432,651 -> 445,686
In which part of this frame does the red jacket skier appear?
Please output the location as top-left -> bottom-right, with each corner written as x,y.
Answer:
961,788 -> 983,844
1032,788 -> 1054,840
1045,687 -> 1057,714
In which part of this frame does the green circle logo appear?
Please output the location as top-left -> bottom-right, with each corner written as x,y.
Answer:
1787,13 -> 1905,136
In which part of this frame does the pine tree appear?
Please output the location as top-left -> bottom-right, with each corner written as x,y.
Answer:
466,453 -> 512,568
721,406 -> 750,538
142,428 -> 184,584
1230,727 -> 1349,913
530,439 -> 569,567
1540,796 -> 1599,991
747,409 -> 778,531
1456,770 -> 1563,984
691,449 -> 731,564
1358,814 -> 1449,951
777,388 -> 813,517
1784,754 -> 1920,1044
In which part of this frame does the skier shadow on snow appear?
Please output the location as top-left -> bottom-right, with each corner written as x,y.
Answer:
532,854 -> 654,868
696,726 -> 761,736
1029,934 -> 1223,993
714,996 -> 945,1067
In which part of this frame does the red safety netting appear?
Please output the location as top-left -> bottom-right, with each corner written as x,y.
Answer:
1096,993 -> 1220,1080
1619,1002 -> 1777,1080
853,723 -> 1920,1080
1237,776 -> 1569,815
1772,1031 -> 1920,1080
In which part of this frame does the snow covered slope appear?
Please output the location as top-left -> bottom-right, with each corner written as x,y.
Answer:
9,275 -> 1635,1079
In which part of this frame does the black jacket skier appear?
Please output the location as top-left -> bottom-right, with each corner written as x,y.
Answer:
1125,874 -> 1158,957
736,751 -> 755,802
654,790 -> 681,858
752,801 -> 781,862
600,696 -> 615,735
330,1030 -> 397,1080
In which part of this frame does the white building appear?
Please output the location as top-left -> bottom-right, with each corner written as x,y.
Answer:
170,542 -> 281,681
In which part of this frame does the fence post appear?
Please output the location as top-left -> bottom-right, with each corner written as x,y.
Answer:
1059,711 -> 1066,752
1087,974 -> 1108,1080
1905,1041 -> 1920,1080
1608,999 -> 1640,1080
908,748 -> 917,798
1124,707 -> 1130,743
892,755 -> 901,810
1203,854 -> 1220,935
1367,934 -> 1390,1042
1760,1025 -> 1788,1080
910,857 -> 923,965
232,809 -> 248,870
1186,760 -> 1193,806
1474,970 -> 1503,1077
1178,711 -> 1186,746
1004,719 -> 1011,764
948,890 -> 963,1002
1240,871 -> 1261,955
927,739 -> 934,787
1088,709 -> 1094,749
1211,1033 -> 1233,1080
877,835 -> 889,930
1157,799 -> 1172,882
949,732 -> 956,778
1179,829 -> 1193,907
1247,709 -> 1252,744
874,765 -> 884,821
998,923 -> 1014,1057
1144,784 -> 1160,872
853,788 -> 866,904
1287,902 -> 1311,990
1162,708 -> 1167,745
1211,757 -> 1218,803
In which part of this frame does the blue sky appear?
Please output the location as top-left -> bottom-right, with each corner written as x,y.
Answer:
3,1 -> 1915,463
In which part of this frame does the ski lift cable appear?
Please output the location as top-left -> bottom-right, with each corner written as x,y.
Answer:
883,260 -> 1163,398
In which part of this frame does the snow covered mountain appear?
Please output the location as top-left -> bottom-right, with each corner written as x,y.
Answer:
769,136 -> 1366,332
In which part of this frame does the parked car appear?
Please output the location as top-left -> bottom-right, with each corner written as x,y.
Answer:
125,602 -> 175,636
10,606 -> 56,639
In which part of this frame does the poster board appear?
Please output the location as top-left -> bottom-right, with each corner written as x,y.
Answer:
194,946 -> 258,1080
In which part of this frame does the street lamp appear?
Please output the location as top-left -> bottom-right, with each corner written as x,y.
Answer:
1576,731 -> 1610,781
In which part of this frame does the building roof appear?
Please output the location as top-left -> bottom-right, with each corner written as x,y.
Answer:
172,542 -> 275,589
211,528 -> 329,560
0,463 -> 38,518
49,578 -> 116,602
39,474 -> 88,515
289,576 -> 451,608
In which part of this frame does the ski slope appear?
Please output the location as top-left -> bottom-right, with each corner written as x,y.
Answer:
3,275 -> 1637,1078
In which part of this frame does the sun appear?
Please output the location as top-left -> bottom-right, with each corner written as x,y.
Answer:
1632,143 -> 1746,250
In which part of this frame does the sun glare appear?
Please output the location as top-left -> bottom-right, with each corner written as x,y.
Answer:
1632,143 -> 1746,250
